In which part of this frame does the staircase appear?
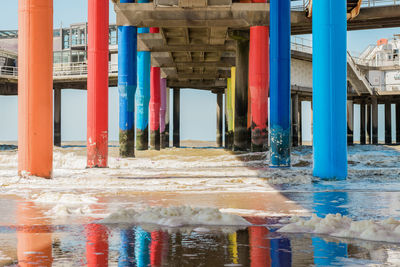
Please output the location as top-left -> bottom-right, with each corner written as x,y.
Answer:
347,52 -> 374,95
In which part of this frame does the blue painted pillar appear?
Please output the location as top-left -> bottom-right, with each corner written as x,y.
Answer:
313,0 -> 348,180
118,0 -> 137,157
136,0 -> 151,151
270,0 -> 291,167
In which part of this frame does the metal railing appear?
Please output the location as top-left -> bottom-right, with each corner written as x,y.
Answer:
291,0 -> 400,11
291,36 -> 312,54
0,62 -> 118,78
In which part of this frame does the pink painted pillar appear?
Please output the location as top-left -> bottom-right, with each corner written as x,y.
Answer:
87,0 -> 109,168
160,78 -> 167,149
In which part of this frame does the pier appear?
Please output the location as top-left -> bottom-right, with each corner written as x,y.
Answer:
0,0 -> 400,179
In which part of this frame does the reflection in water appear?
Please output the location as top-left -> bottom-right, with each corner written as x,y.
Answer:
119,229 -> 136,266
248,218 -> 271,267
135,227 -> 151,267
270,236 -> 292,267
312,189 -> 349,266
228,233 -> 239,264
17,202 -> 53,267
86,223 -> 109,267
11,199 -> 399,266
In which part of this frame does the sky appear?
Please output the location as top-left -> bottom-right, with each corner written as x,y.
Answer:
0,1 -> 398,142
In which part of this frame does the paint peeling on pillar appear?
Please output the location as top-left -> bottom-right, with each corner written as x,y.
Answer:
118,20 -> 137,158
270,126 -> 291,167
270,0 -> 291,167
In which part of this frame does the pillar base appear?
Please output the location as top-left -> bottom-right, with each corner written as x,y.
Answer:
251,127 -> 268,152
119,129 -> 135,157
150,130 -> 161,150
270,126 -> 290,167
233,117 -> 248,151
136,128 -> 148,151
160,132 -> 166,149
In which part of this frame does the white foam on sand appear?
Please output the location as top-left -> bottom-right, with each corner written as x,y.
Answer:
278,213 -> 400,243
32,192 -> 98,204
0,145 -> 399,195
32,192 -> 98,217
101,206 -> 251,227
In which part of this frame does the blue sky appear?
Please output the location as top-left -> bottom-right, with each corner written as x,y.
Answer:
0,2 -> 398,142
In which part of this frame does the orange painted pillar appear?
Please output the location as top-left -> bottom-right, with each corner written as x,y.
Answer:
86,224 -> 109,266
18,0 -> 53,178
17,202 -> 53,266
87,0 -> 109,168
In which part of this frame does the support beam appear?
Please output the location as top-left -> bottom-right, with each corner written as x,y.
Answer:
360,100 -> 366,145
136,1 -> 151,151
150,66 -> 161,150
173,88 -> 180,148
54,89 -> 62,147
233,35 -> 249,151
372,96 -> 378,144
313,0 -> 347,179
367,103 -> 372,144
249,26 -> 269,152
397,102 -> 400,144
118,0 -> 137,157
270,0 -> 291,167
347,100 -> 354,146
160,78 -> 167,149
385,101 -> 392,144
217,93 -> 223,147
87,0 -> 109,167
18,0 -> 53,178
292,94 -> 300,147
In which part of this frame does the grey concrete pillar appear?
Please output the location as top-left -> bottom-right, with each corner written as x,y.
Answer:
54,88 -> 62,147
164,88 -> 170,148
292,94 -> 300,147
396,102 -> 400,144
347,100 -> 354,145
372,96 -> 378,144
385,101 -> 392,144
367,103 -> 372,144
360,100 -> 366,145
234,38 -> 249,151
173,88 -> 180,148
217,93 -> 223,147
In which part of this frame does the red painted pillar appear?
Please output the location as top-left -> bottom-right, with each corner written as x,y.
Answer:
87,0 -> 109,168
150,27 -> 161,150
86,224 -> 109,266
248,218 -> 271,267
249,24 -> 269,152
18,0 -> 53,178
